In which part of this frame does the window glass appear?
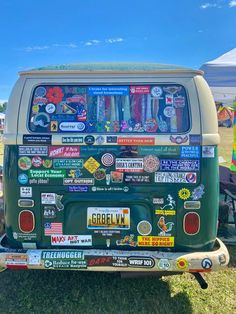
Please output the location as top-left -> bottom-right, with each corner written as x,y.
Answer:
29,84 -> 190,133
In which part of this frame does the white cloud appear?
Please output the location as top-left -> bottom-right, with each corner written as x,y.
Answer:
200,2 -> 221,9
23,45 -> 50,52
85,39 -> 101,46
229,0 -> 236,7
105,38 -> 124,44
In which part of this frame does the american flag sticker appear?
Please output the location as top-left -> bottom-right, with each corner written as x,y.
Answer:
44,223 -> 63,236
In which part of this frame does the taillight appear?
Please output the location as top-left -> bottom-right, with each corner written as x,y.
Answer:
183,212 -> 200,235
18,210 -> 35,233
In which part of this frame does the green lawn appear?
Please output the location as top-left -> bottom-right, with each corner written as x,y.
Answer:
0,128 -> 236,313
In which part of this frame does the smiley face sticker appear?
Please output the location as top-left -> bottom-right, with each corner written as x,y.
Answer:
178,188 -> 191,200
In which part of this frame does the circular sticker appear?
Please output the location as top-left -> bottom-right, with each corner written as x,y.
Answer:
144,119 -> 158,132
186,173 -> 196,183
32,105 -> 39,114
32,156 -> 43,168
163,106 -> 176,118
18,173 -> 28,185
158,259 -> 171,271
101,153 -> 115,167
85,135 -> 95,145
176,258 -> 188,270
143,155 -> 160,173
18,157 -> 32,170
35,86 -> 46,97
151,86 -> 162,97
43,159 -> 52,168
33,113 -> 50,128
137,220 -> 152,236
201,258 -> 212,269
96,136 -> 105,145
178,188 -> 191,200
94,168 -> 106,181
46,103 -> 56,114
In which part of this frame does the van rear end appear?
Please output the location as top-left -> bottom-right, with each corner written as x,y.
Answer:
0,64 -> 229,281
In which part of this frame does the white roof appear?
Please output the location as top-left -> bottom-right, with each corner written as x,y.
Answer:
206,48 -> 236,65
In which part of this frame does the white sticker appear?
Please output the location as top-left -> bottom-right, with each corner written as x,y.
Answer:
51,235 -> 92,246
20,187 -> 32,198
165,94 -> 173,105
59,122 -> 85,132
163,106 -> 176,118
45,103 -> 56,114
151,86 -> 162,97
155,172 -> 197,183
27,250 -> 41,265
202,146 -> 215,158
41,193 -> 56,204
158,258 -> 171,270
115,158 -> 143,172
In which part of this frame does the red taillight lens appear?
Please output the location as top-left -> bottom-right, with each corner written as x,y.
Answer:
18,210 -> 35,233
183,212 -> 200,235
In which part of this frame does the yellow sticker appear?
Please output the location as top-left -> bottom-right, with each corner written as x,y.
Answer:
138,236 -> 174,247
50,121 -> 58,132
178,188 -> 191,200
155,210 -> 176,216
176,258 -> 188,270
84,157 -> 100,174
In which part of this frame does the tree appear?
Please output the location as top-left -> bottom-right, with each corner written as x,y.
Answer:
0,102 -> 7,113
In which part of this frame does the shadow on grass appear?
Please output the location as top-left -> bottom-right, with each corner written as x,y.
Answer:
0,270 -> 193,314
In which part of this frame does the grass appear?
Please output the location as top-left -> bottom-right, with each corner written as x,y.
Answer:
0,127 -> 235,314
218,127 -> 234,168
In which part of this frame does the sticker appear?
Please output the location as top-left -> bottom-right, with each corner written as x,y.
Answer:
61,103 -> 77,114
138,236 -> 174,247
59,122 -> 85,132
49,146 -> 80,158
62,137 -> 83,143
139,146 -> 180,156
151,86 -> 162,97
18,173 -> 28,185
55,194 -> 64,211
155,210 -> 176,216
189,134 -> 201,145
50,121 -> 58,132
63,178 -> 94,185
13,232 -> 36,240
118,137 -> 155,145
84,135 -> 95,145
46,87 -> 64,104
116,234 -> 137,247
46,103 -> 56,114
176,258 -> 188,270
18,146 -> 48,156
107,136 -> 117,143
18,157 -> 32,170
111,171 -> 124,183
157,216 -> 174,236
191,184 -> 205,200
33,97 -> 47,105
143,155 -> 159,173
68,186 -> 88,192
202,146 -> 215,158
160,194 -> 176,209
170,135 -> 188,144
137,220 -> 152,235
28,178 -> 49,185
44,222 -> 63,235
43,206 -> 56,219
165,95 -> 173,105
155,172 -> 197,184
20,187 -> 32,198
180,146 -> 200,159
153,198 -> 164,205
42,251 -> 86,269
128,257 -> 154,268
68,169 -> 82,178
94,168 -> 106,181
84,157 -> 100,174
92,186 -> 129,192
163,86 -> 182,95
41,193 -> 56,204
101,153 -> 115,167
144,119 -> 158,132
158,259 -> 171,270
51,235 -> 92,246
96,136 -> 105,145
33,113 -> 50,128
35,86 -> 46,97
173,96 -> 185,108
201,258 -> 212,269
53,159 -> 83,169
87,207 -> 130,230
178,188 -> 191,200
5,254 -> 28,268
23,135 -> 52,145
160,159 -> 200,171
163,106 -> 175,118
184,201 -> 201,209
28,250 -> 41,266
29,169 -> 66,178
115,158 -> 143,172
31,156 -> 43,168
124,174 -> 150,183
88,86 -> 129,96
43,159 -> 52,168
130,86 -> 150,94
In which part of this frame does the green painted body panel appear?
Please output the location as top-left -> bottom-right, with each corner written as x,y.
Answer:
3,144 -> 219,252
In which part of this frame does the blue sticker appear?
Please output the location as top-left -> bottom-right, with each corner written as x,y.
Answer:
68,186 -> 88,192
180,146 -> 200,159
189,134 -> 201,145
160,159 -> 200,171
88,86 -> 129,96
18,173 -> 29,185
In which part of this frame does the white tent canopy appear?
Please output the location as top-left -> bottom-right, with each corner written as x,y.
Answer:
200,48 -> 236,105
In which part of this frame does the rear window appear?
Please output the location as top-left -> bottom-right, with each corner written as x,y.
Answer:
29,84 -> 190,133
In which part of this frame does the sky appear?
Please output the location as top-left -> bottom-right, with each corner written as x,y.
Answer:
0,0 -> 236,101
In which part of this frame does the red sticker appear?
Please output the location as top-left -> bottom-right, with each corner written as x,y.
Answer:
48,146 -> 80,158
130,86 -> 150,94
118,137 -> 155,145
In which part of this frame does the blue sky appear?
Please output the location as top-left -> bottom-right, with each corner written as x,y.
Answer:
0,0 -> 236,101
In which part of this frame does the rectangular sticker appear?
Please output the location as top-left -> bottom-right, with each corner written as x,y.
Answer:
88,86 -> 129,96
155,210 -> 176,215
180,146 -> 200,159
51,235 -> 92,246
130,86 -> 150,94
118,137 -> 155,145
5,254 -> 28,267
62,137 -> 83,143
41,250 -> 86,269
23,135 -> 52,144
20,187 -> 32,198
18,146 -> 48,156
87,207 -> 130,230
202,146 -> 215,158
124,174 -> 151,183
68,186 -> 89,192
29,170 -> 66,178
138,236 -> 174,247
155,172 -> 197,183
44,222 -> 62,235
160,160 -> 200,171
53,159 -> 83,169
63,178 -> 94,185
41,193 -> 56,204
115,158 -> 143,172
48,146 -> 80,158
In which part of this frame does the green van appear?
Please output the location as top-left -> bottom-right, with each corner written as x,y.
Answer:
0,63 -> 229,287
